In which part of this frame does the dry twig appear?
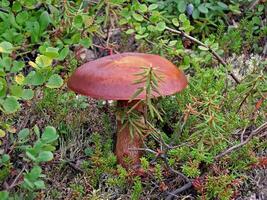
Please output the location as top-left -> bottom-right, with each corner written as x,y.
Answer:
165,27 -> 240,84
166,182 -> 193,200
215,122 -> 267,160
4,166 -> 26,190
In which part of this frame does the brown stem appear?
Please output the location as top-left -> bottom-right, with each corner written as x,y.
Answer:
115,100 -> 144,168
115,120 -> 143,168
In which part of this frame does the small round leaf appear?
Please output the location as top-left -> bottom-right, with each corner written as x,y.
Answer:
21,89 -> 34,100
46,74 -> 64,89
0,42 -> 13,54
2,96 -> 20,114
198,4 -> 209,14
0,129 -> 6,138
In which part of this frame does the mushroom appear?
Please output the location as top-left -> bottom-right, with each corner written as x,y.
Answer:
67,52 -> 187,168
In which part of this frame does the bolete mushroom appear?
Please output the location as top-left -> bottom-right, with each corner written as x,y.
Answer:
67,52 -> 187,168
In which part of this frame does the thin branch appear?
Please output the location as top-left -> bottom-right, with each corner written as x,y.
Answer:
129,147 -> 157,154
161,154 -> 190,183
237,82 -> 257,113
165,182 -> 193,200
240,126 -> 247,143
52,159 -> 85,173
5,166 -> 26,190
248,0 -> 261,10
215,122 -> 267,160
165,26 -> 240,84
129,147 -> 190,182
137,11 -> 240,84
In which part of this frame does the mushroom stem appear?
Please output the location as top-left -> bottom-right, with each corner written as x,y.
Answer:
115,100 -> 144,168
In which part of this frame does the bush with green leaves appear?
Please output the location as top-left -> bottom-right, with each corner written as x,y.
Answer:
0,9 -> 65,115
0,126 -> 59,199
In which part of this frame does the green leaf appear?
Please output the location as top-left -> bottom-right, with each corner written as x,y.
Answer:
44,47 -> 59,59
46,74 -> 63,89
35,55 -> 53,68
217,2 -> 228,10
211,43 -> 219,50
10,85 -> 23,97
21,89 -> 34,100
9,13 -> 21,29
26,151 -> 37,161
23,177 -> 35,189
168,40 -> 177,47
74,15 -> 83,28
252,16 -> 261,25
147,25 -> 156,31
34,125 -> 40,138
18,128 -> 30,141
16,11 -> 29,25
148,4 -> 158,11
139,4 -> 148,13
1,57 -> 12,71
1,154 -> 10,163
156,21 -> 166,32
0,191 -> 9,200
71,33 -> 81,44
0,129 -> 6,138
25,71 -> 46,86
39,11 -> 51,31
198,4 -> 209,14
149,11 -> 161,23
1,96 -> 20,114
179,14 -> 187,22
41,126 -> 58,143
11,61 -> 25,73
129,88 -> 144,102
135,33 -> 149,40
132,12 -> 144,22
27,166 -> 42,180
229,4 -> 241,14
80,38 -> 92,48
183,55 -> 190,65
28,21 -> 40,43
58,47 -> 69,61
177,0 -> 187,13
126,29 -> 135,34
12,1 -> 22,12
0,81 -> 3,92
0,78 -> 7,97
37,151 -> 53,162
0,42 -> 13,54
192,9 -> 200,19
34,180 -> 45,189
84,147 -> 94,156
172,18 -> 179,27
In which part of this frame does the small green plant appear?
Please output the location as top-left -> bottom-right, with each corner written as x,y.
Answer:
107,165 -> 128,189
131,177 -> 143,200
154,164 -> 163,182
182,160 -> 201,178
0,126 -> 59,198
140,157 -> 149,172
22,166 -> 46,191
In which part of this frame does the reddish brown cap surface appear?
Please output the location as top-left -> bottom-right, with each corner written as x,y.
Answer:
67,53 -> 187,100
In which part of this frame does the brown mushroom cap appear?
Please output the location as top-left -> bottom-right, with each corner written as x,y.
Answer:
67,52 -> 187,100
